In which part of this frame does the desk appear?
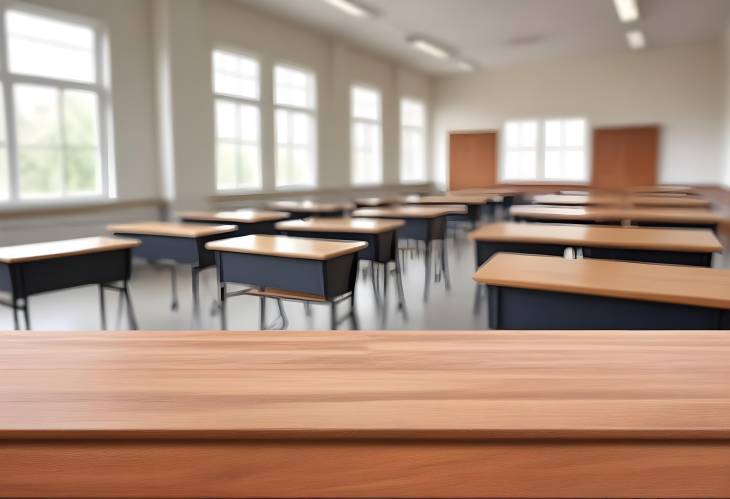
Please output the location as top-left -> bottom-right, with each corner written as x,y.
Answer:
469,222 -> 721,267
405,194 -> 502,227
353,205 -> 465,301
206,235 -> 367,329
474,253 -> 730,329
0,237 -> 140,330
2,330 -> 730,498
178,209 -> 289,236
276,217 -> 407,320
533,193 -> 710,208
108,222 -> 236,324
628,185 -> 698,195
511,205 -> 725,231
266,200 -> 355,218
354,196 -> 402,207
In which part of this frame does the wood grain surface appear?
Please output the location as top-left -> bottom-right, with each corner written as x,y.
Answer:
178,209 -> 290,223
276,217 -> 405,234
108,221 -> 237,238
205,234 -> 367,260
0,236 -> 140,264
352,205 -> 466,218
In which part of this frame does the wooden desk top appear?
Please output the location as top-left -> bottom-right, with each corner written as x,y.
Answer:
276,217 -> 405,234
178,209 -> 289,224
628,185 -> 697,195
469,222 -> 722,253
353,205 -> 466,219
0,237 -> 140,264
449,187 -> 523,196
532,194 -> 710,208
205,234 -> 367,260
405,194 -> 501,205
511,205 -> 725,224
108,221 -> 237,238
474,253 -> 730,310
266,200 -> 355,213
354,196 -> 402,207
1,330 -> 729,439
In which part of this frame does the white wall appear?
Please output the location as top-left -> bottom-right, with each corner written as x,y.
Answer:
431,42 -> 726,188
723,25 -> 730,188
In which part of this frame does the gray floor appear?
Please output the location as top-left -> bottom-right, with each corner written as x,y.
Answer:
2,228 -> 728,331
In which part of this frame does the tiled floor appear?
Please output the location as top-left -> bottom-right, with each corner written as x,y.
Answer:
2,227 -> 728,331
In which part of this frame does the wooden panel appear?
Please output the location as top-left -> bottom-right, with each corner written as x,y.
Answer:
204,234 -> 367,260
449,131 -> 498,189
592,126 -> 659,189
108,221 -> 237,238
468,222 -> 722,253
510,205 -> 726,224
473,253 -> 730,309
352,205 -> 466,218
2,331 -> 730,498
276,217 -> 405,234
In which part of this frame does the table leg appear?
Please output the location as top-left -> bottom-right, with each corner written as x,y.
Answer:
99,284 -> 107,330
11,295 -> 19,331
22,299 -> 30,330
394,255 -> 408,320
423,241 -> 432,302
192,267 -> 201,328
350,293 -> 359,330
122,281 -> 138,330
330,302 -> 337,330
259,293 -> 266,330
442,238 -> 451,291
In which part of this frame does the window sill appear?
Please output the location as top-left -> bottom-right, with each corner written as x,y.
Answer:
0,197 -> 165,219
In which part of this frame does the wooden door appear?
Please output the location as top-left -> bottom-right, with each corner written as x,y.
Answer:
591,126 -> 659,189
449,131 -> 498,189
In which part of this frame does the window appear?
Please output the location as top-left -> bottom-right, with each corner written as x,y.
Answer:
213,50 -> 261,191
400,98 -> 426,183
501,118 -> 588,182
274,65 -> 316,189
2,8 -> 111,202
350,85 -> 382,185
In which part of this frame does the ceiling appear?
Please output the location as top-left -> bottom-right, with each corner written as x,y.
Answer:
238,0 -> 730,74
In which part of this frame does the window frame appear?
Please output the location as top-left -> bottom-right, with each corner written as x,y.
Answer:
0,2 -> 114,206
212,47 -> 263,193
399,97 -> 427,184
499,117 -> 591,184
273,62 -> 318,190
350,83 -> 382,186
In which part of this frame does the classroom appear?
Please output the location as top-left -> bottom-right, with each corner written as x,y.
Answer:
1,0 -> 729,497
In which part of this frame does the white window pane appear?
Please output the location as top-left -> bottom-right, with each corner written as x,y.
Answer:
0,149 -> 8,200
565,119 -> 586,147
544,150 -> 562,179
292,112 -> 311,146
7,10 -> 96,83
215,100 -> 236,140
213,50 -> 259,100
238,144 -> 261,188
15,85 -> 61,146
352,86 -> 380,120
274,65 -> 315,109
216,142 -> 237,190
519,121 -> 537,147
64,90 -> 99,147
544,120 -> 561,148
566,150 -> 585,179
505,122 -> 521,148
18,147 -> 63,198
352,122 -> 381,185
238,104 -> 259,142
401,99 -> 424,127
66,147 -> 100,194
276,109 -> 316,188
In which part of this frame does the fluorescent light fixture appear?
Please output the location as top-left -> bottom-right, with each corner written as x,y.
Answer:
626,30 -> 646,49
455,60 -> 476,72
408,37 -> 450,59
613,0 -> 639,23
322,0 -> 374,18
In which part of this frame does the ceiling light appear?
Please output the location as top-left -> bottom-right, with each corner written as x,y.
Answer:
626,30 -> 646,49
408,37 -> 450,59
455,60 -> 476,72
613,0 -> 640,23
322,0 -> 374,18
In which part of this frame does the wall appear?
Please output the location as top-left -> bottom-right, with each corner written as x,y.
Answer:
723,24 -> 730,188
431,42 -> 726,188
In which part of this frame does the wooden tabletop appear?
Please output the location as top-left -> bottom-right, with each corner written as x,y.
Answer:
353,205 -> 466,219
1,330 -> 729,439
469,222 -> 722,253
511,205 -> 725,224
354,196 -> 402,207
178,209 -> 289,223
205,234 -> 367,260
266,200 -> 355,213
532,194 -> 710,208
628,185 -> 697,195
276,217 -> 405,234
0,236 -> 140,264
449,187 -> 524,196
108,221 -> 237,238
474,253 -> 730,310
405,194 -> 501,205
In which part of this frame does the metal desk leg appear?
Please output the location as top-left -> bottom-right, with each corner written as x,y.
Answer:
330,301 -> 337,330
122,281 -> 138,330
192,267 -> 201,328
394,255 -> 408,320
350,293 -> 359,330
219,282 -> 227,330
99,284 -> 107,330
21,298 -> 30,330
473,284 -> 482,315
423,241 -> 432,302
442,239 -> 451,291
259,293 -> 266,330
11,296 -> 19,331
